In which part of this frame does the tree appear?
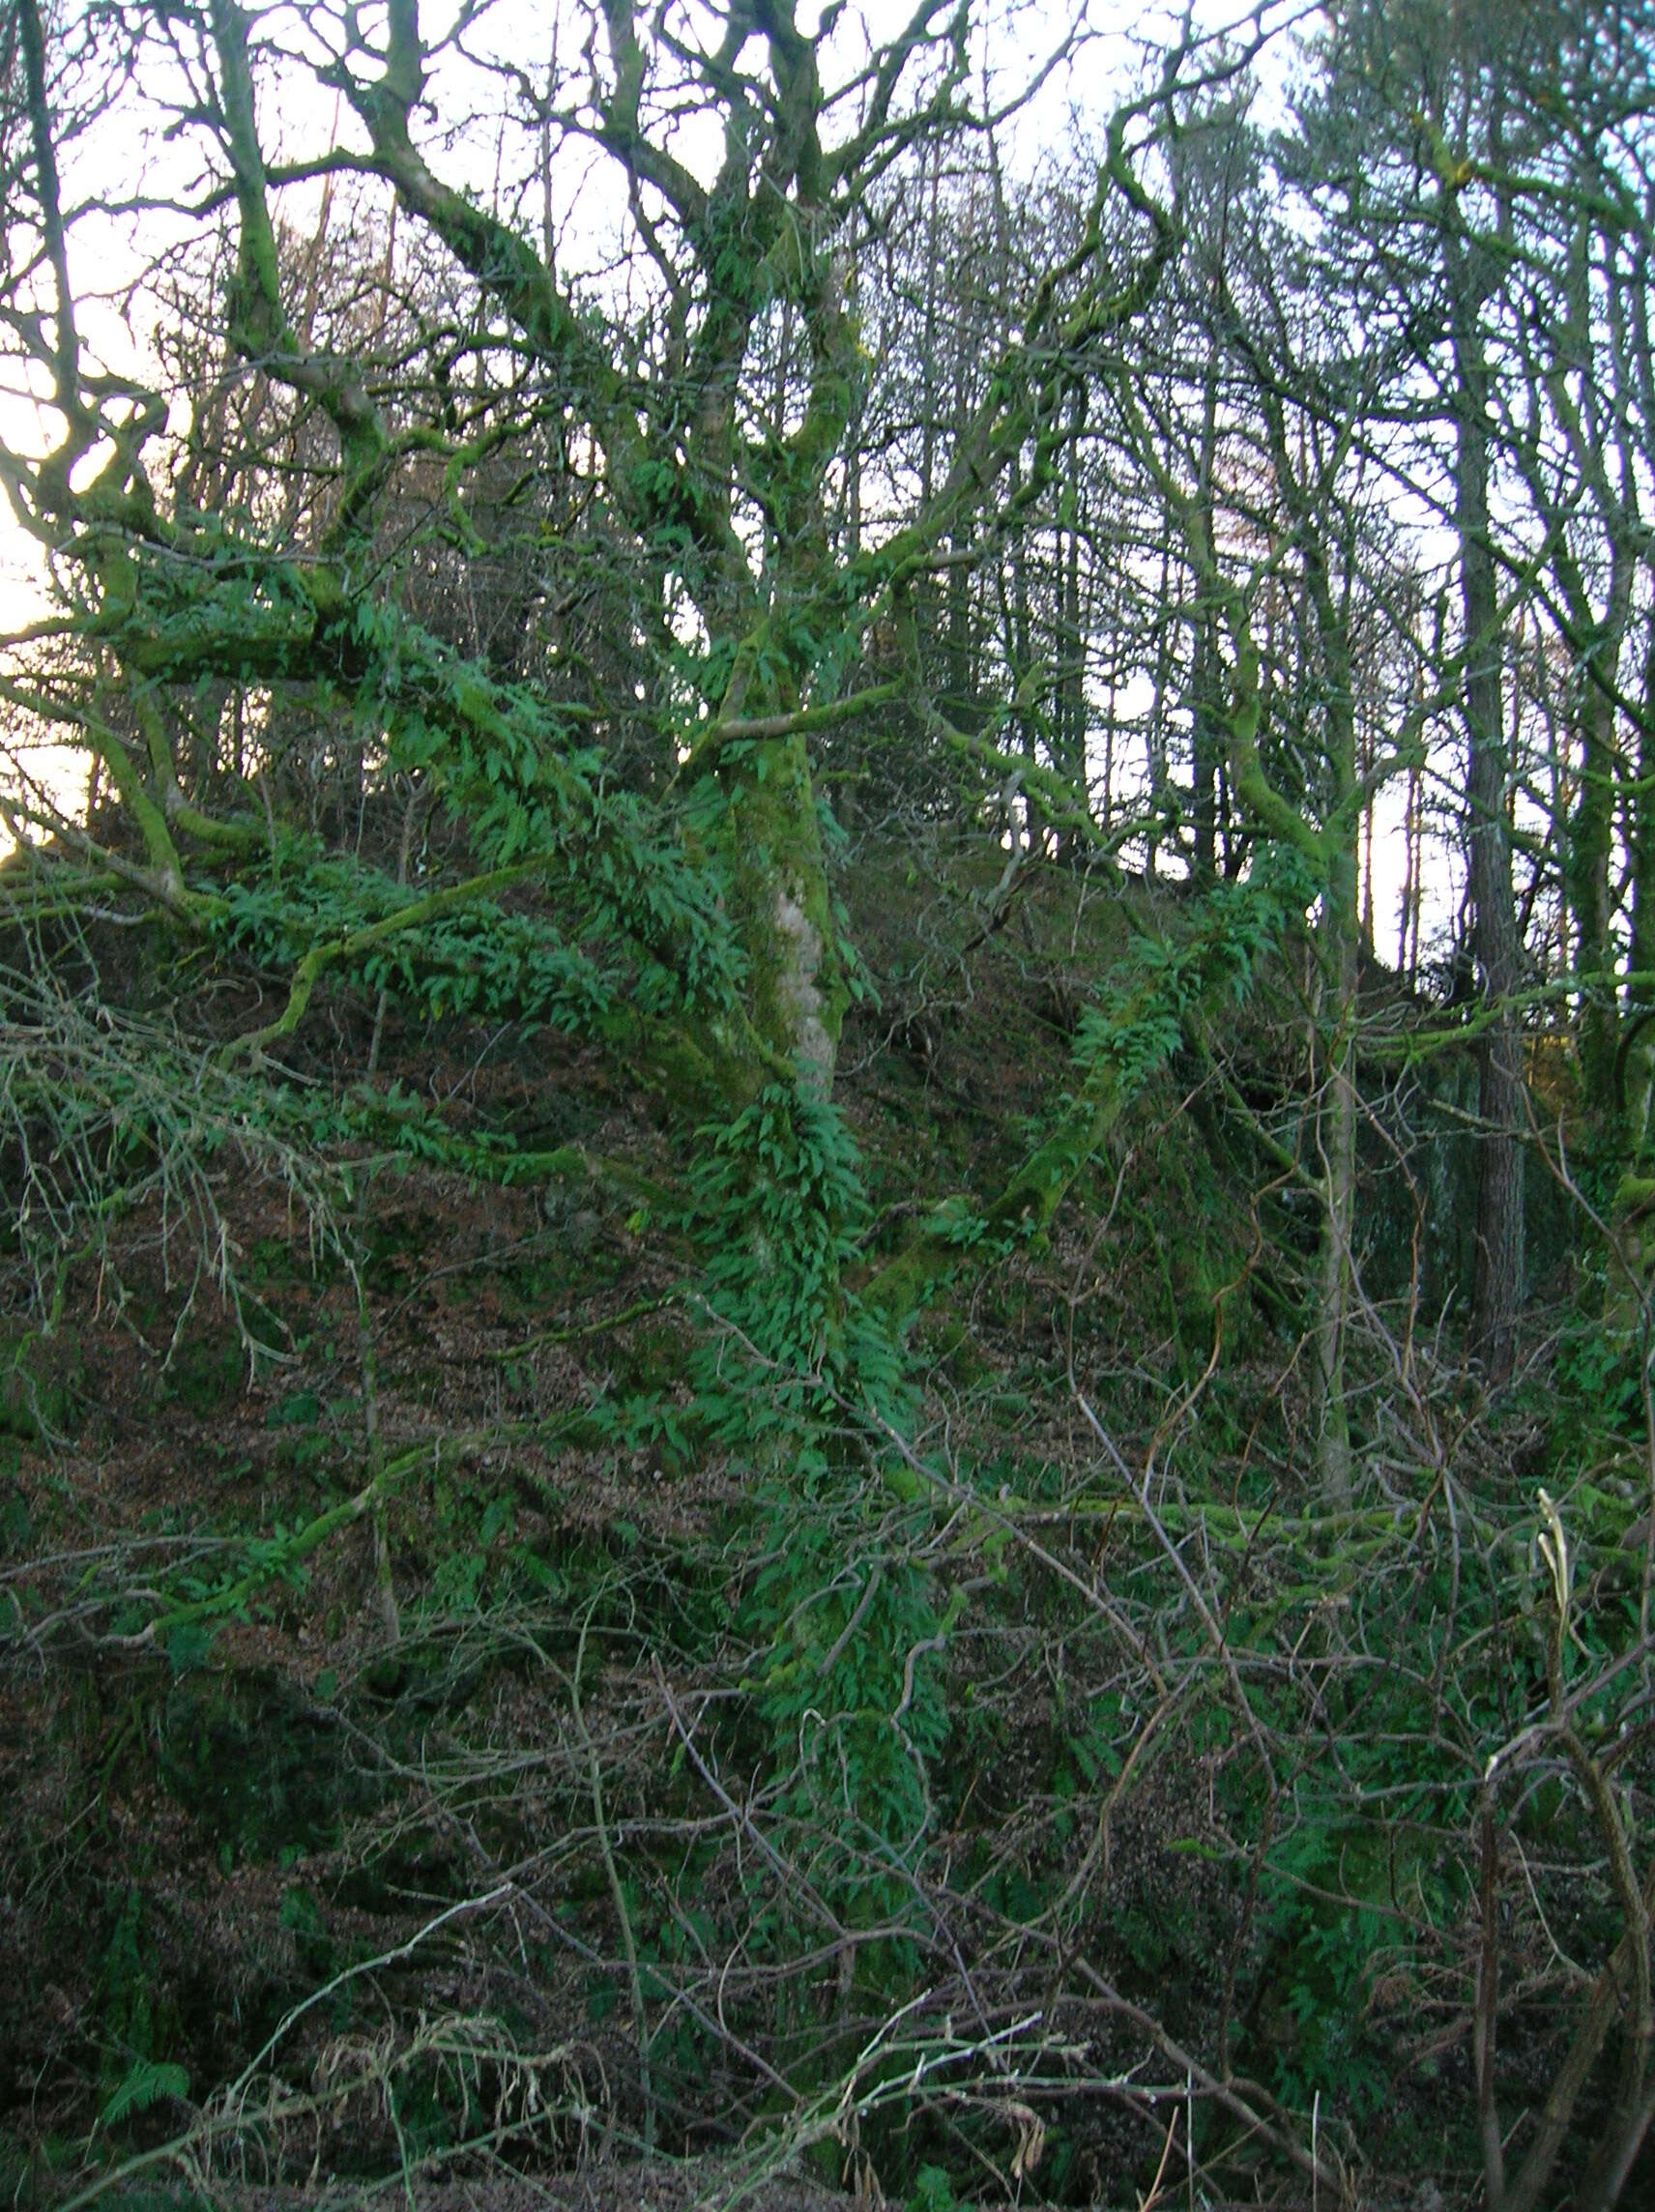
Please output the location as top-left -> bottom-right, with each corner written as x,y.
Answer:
3,0 -> 1185,1089
1283,0 -> 1539,1375
1492,22 -> 1655,1143
1099,72 -> 1417,1501
0,0 -> 1281,1920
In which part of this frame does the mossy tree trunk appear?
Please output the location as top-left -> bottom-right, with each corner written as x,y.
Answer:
1111,216 -> 1387,1502
2,0 -> 1203,1127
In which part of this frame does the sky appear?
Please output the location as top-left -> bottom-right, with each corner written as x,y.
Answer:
0,0 -> 1425,927
1,0 -> 1204,818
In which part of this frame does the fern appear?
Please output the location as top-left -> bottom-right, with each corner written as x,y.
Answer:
99,2059 -> 189,2130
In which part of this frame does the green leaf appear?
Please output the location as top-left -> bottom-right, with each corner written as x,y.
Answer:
100,2060 -> 189,2129
164,1620 -> 216,1675
267,1388 -> 320,1429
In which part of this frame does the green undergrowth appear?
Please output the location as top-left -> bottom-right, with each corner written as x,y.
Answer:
3,845 -> 1652,2209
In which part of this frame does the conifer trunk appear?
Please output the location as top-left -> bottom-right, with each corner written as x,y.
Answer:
1455,279 -> 1524,1379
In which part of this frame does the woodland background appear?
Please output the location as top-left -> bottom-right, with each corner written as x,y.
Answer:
4,2 -> 1655,2206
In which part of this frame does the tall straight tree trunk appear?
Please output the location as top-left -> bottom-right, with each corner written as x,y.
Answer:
1571,653 -> 1619,1114
1312,831 -> 1359,1508
1053,410 -> 1088,858
1146,533 -> 1175,875
1306,568 -> 1362,1508
1455,306 -> 1524,1378
1624,626 -> 1655,1151
1189,347 -> 1223,884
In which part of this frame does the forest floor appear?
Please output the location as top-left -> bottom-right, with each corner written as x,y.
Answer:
0,864 -> 1017,2174
2,853 -> 1627,2210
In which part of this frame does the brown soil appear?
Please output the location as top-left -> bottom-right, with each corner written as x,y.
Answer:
196,2156 -> 849,2212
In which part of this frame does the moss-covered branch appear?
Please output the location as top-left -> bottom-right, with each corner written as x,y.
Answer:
218,859 -> 558,1062
862,876 -> 1292,1324
859,1005 -> 1147,1324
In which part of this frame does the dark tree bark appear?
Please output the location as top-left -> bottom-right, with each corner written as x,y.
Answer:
1451,233 -> 1525,1378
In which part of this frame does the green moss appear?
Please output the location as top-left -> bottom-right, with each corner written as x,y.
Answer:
0,1326 -> 86,1441
157,1671 -> 376,1861
722,732 -> 846,1077
164,1328 -> 244,1415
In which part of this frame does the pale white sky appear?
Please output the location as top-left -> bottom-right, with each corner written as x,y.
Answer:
5,0 -> 1420,926
0,0 -> 1186,611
